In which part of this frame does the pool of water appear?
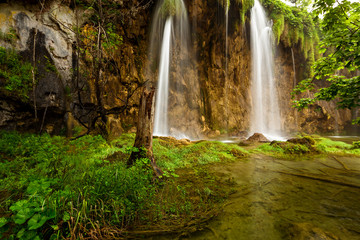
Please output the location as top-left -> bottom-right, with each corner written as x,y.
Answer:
150,154 -> 360,239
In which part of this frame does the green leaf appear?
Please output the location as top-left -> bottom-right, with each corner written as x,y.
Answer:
62,212 -> 70,222
27,214 -> 48,230
0,217 -> 8,228
18,230 -> 38,240
51,224 -> 59,230
13,208 -> 35,225
9,200 -> 28,212
45,208 -> 56,219
16,228 -> 26,238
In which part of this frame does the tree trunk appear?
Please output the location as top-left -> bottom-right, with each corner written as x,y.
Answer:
127,87 -> 163,177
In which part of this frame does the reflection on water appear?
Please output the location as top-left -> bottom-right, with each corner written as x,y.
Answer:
187,155 -> 360,239
150,154 -> 360,239
327,136 -> 360,144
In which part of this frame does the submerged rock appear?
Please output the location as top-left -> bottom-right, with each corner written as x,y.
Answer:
288,222 -> 339,240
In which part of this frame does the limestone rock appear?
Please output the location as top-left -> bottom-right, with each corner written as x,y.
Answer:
246,133 -> 270,143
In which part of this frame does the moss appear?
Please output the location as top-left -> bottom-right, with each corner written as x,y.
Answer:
0,47 -> 34,102
315,138 -> 360,155
238,0 -> 255,23
261,0 -> 319,65
271,141 -> 311,154
153,139 -> 249,170
255,136 -> 360,158
160,0 -> 184,18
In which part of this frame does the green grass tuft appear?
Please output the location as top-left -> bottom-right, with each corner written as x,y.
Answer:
154,139 -> 249,170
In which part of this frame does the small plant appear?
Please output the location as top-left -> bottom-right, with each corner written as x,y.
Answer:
0,47 -> 34,101
0,28 -> 17,44
44,55 -> 57,73
1,179 -> 58,239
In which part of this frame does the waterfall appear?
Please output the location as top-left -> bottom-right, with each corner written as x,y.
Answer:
153,17 -> 172,136
147,0 -> 194,139
250,0 -> 282,139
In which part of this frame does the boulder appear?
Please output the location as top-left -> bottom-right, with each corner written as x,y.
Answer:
287,136 -> 315,148
246,133 -> 270,143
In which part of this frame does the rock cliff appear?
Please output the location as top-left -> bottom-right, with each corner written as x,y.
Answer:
0,0 -> 357,137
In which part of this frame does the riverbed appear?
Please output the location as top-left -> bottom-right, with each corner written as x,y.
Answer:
150,153 -> 360,239
186,154 -> 360,239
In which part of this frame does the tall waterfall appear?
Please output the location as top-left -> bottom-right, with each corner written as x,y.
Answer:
147,0 -> 192,138
250,0 -> 282,139
154,18 -> 172,136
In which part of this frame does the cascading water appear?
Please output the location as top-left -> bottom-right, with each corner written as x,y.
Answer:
147,0 -> 194,139
250,0 -> 282,139
153,18 -> 172,136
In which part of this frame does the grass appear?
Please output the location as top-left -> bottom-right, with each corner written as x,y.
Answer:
253,135 -> 360,158
316,138 -> 360,155
0,131 -> 245,239
153,138 -> 249,170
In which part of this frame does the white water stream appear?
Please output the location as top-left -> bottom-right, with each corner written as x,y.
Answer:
250,0 -> 282,140
148,0 -> 193,139
154,17 -> 172,136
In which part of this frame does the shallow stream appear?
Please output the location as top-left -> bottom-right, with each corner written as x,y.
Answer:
150,152 -> 360,239
187,154 -> 360,239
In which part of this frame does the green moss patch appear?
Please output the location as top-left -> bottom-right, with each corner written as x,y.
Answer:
254,135 -> 360,158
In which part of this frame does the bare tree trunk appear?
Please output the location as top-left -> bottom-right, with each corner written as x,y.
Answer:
128,87 -> 163,177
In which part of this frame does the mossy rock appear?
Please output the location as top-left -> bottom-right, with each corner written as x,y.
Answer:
270,136 -> 317,154
287,136 -> 316,148
230,148 -> 247,158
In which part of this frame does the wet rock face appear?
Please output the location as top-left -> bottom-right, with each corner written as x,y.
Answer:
20,28 -> 65,113
0,0 -> 148,134
189,0 -> 252,133
274,43 -> 353,134
0,1 -> 75,131
0,0 -> 356,135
